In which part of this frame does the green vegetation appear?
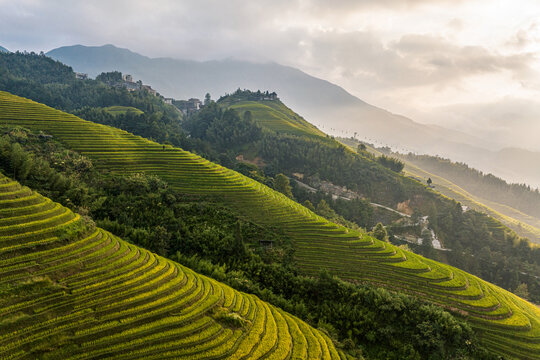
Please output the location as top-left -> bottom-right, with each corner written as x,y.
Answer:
344,137 -> 540,244
188,95 -> 540,305
376,154 -> 405,173
218,89 -> 327,138
0,51 -> 178,121
0,173 -> 341,359
398,153 -> 540,243
1,91 -> 538,359
274,173 -> 294,199
102,105 -> 144,116
336,138 -> 540,303
0,126 -> 494,359
401,153 -> 540,219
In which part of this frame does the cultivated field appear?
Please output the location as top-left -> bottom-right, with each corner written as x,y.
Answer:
0,91 -> 538,359
0,173 -> 343,359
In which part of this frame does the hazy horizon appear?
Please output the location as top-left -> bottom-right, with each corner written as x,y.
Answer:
1,0 -> 540,152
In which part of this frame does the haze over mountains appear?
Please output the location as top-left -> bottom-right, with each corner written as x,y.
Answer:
47,44 -> 540,189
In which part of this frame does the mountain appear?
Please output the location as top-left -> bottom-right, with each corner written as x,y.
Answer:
46,44 -> 540,189
2,90 -> 539,359
0,45 -> 9,53
0,85 -> 500,358
492,147 -> 540,187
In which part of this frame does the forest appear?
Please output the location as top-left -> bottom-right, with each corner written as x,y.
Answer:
0,51 -> 178,119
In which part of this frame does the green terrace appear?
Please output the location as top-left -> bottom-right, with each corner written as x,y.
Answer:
0,173 -> 343,359
0,91 -> 539,359
222,98 -> 327,138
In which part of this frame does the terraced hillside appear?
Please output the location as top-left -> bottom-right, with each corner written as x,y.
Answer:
0,91 -> 539,359
103,106 -> 144,116
0,173 -> 343,359
402,160 -> 540,244
219,97 -> 326,138
340,137 -> 540,244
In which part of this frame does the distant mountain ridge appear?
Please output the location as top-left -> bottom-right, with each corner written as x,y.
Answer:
46,44 -> 540,188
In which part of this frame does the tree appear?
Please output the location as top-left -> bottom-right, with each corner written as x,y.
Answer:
371,223 -> 389,242
233,221 -> 246,257
274,173 -> 294,199
10,142 -> 32,180
303,200 -> 315,212
427,178 -> 432,186
243,110 -> 253,122
376,155 -> 404,172
514,283 -> 530,300
204,93 -> 212,106
96,71 -> 122,85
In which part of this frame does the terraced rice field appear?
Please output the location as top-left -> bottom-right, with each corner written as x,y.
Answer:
226,100 -> 326,138
102,106 -> 144,116
0,91 -> 539,359
0,174 -> 343,359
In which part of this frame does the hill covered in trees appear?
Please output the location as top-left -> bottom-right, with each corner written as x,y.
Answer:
0,98 -> 500,359
399,153 -> 540,218
0,91 -> 538,359
185,91 -> 540,305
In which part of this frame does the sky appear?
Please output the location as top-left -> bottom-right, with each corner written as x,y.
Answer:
1,0 -> 539,150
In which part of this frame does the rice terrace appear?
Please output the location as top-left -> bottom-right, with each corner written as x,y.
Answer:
1,1 -> 540,358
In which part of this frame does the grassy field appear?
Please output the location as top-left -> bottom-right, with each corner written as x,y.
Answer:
102,106 -> 144,116
0,173 -> 343,359
1,91 -> 539,359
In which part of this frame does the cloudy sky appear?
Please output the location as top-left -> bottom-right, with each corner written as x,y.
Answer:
1,0 -> 539,150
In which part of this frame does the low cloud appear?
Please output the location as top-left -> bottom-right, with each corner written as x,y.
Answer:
429,97 -> 540,151
506,19 -> 540,50
299,31 -> 536,91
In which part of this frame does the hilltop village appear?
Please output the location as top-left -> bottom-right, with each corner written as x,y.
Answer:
77,71 -> 280,116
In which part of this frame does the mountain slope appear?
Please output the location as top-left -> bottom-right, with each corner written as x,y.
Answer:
405,160 -> 540,243
1,91 -> 539,359
0,174 -> 341,359
400,156 -> 540,244
46,44 -> 540,188
0,46 -> 9,53
217,91 -> 326,139
339,137 -> 540,244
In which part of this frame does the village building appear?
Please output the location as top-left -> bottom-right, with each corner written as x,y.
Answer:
174,98 -> 202,115
141,84 -> 157,96
75,72 -> 88,80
